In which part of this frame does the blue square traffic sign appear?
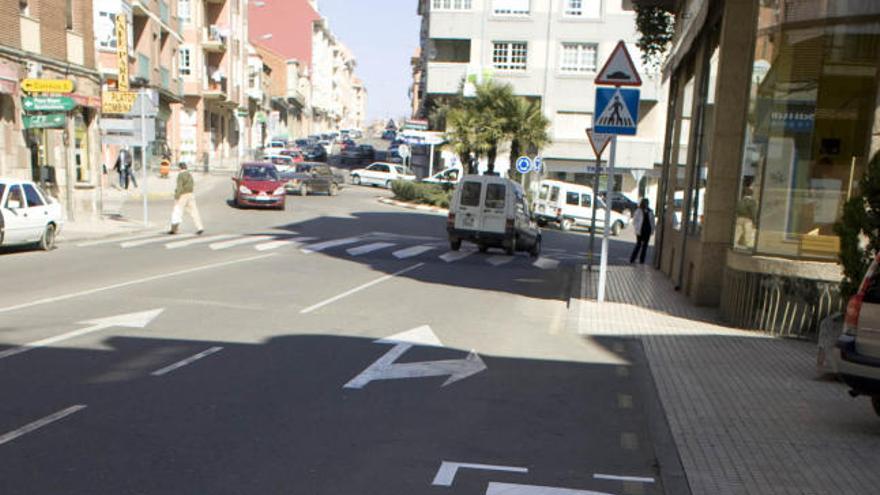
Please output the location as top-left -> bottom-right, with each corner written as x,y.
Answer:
594,87 -> 640,136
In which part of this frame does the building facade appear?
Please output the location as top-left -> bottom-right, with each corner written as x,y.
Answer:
169,0 -> 248,170
641,0 -> 880,336
416,0 -> 666,199
0,0 -> 102,221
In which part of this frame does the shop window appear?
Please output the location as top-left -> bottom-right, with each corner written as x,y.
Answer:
74,112 -> 90,183
670,70 -> 695,231
688,37 -> 720,236
737,8 -> 880,259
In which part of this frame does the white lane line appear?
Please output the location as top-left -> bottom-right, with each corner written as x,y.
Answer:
486,255 -> 514,267
255,240 -> 292,251
0,253 -> 277,315
77,233 -> 163,247
121,234 -> 193,248
346,242 -> 396,256
165,234 -> 236,249
392,245 -> 435,259
533,257 -> 560,270
301,237 -> 361,253
439,250 -> 473,263
210,235 -> 275,250
151,347 -> 224,376
300,263 -> 425,314
0,405 -> 87,446
593,474 -> 655,484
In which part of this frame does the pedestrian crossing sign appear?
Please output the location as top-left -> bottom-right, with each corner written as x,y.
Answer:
593,87 -> 640,136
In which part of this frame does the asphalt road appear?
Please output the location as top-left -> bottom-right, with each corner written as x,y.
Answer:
0,179 -> 678,495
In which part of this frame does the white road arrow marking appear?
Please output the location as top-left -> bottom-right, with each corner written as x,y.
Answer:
344,326 -> 487,389
0,309 -> 164,360
486,482 -> 614,495
432,461 -> 528,487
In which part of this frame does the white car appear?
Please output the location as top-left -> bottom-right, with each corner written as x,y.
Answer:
422,167 -> 463,186
533,179 -> 629,235
0,179 -> 62,251
262,154 -> 295,173
351,162 -> 416,188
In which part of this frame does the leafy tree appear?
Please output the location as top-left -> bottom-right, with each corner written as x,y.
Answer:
835,153 -> 880,299
505,97 -> 550,182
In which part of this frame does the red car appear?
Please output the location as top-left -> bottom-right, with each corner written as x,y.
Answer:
232,163 -> 286,210
280,149 -> 305,163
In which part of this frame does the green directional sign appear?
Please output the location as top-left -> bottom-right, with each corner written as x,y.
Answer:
23,113 -> 66,129
22,96 -> 76,112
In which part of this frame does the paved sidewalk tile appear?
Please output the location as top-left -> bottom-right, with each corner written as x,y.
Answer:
573,264 -> 880,495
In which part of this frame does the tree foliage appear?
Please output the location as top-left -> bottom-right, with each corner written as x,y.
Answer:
834,154 -> 880,299
634,6 -> 675,69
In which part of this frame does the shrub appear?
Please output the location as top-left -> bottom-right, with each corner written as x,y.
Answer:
835,154 -> 880,300
391,181 -> 451,208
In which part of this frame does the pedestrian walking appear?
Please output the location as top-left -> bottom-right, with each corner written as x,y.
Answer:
124,149 -> 138,189
169,162 -> 204,235
112,149 -> 127,189
630,198 -> 654,264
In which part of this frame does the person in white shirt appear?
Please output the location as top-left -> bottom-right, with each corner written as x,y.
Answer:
630,198 -> 655,264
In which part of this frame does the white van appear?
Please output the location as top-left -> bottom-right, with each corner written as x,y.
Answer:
533,179 -> 629,235
447,175 -> 541,256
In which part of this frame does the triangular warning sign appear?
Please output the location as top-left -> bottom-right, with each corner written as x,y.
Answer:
586,128 -> 612,158
595,41 -> 642,87
595,88 -> 636,128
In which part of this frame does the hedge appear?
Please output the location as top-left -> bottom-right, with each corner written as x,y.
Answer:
391,181 -> 452,209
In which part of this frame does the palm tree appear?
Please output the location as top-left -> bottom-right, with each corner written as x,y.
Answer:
444,106 -> 486,174
472,81 -> 515,174
506,97 -> 550,181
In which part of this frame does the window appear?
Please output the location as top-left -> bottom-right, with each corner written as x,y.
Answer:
461,181 -> 482,207
429,39 -> 471,63
19,0 -> 28,16
5,185 -> 23,209
178,0 -> 190,23
550,186 -> 560,202
493,42 -> 527,71
431,0 -> 472,11
581,194 -> 592,207
566,191 -> 579,205
560,43 -> 597,73
494,0 -> 529,16
563,0 -> 600,18
23,184 -> 44,207
688,39 -> 719,236
179,47 -> 192,76
485,184 -> 506,209
66,0 -> 73,29
539,184 -> 549,200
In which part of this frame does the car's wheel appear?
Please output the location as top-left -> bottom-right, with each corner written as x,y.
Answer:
872,396 -> 880,417
385,180 -> 393,189
478,243 -> 488,253
529,236 -> 542,259
40,224 -> 56,251
505,236 -> 516,256
299,184 -> 308,196
352,175 -> 361,185
561,218 -> 573,231
450,238 -> 461,251
612,221 -> 623,236
329,183 -> 339,196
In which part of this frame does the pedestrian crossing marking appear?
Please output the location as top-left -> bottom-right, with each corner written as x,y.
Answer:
392,245 -> 435,259
121,234 -> 193,248
210,235 -> 275,250
255,240 -> 292,251
77,233 -> 163,247
532,257 -> 560,270
439,250 -> 473,263
301,237 -> 361,253
347,242 -> 396,256
166,234 -> 236,250
486,255 -> 514,267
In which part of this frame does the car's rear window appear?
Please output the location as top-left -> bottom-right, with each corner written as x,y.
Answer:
243,167 -> 279,181
539,184 -> 549,200
460,181 -> 482,207
485,183 -> 506,209
550,186 -> 560,202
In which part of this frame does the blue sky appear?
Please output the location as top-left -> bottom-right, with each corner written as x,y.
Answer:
318,0 -> 420,124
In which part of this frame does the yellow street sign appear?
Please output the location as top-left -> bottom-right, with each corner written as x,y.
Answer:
101,91 -> 138,114
116,14 -> 129,91
21,79 -> 75,94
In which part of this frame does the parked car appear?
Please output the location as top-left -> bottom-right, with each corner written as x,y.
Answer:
340,139 -> 357,152
294,138 -> 311,149
0,179 -> 62,251
281,162 -> 344,196
350,162 -> 416,188
422,167 -> 463,186
267,139 -> 287,150
532,180 -> 629,235
303,145 -> 328,162
262,154 -> 296,173
447,175 -> 541,257
835,253 -> 880,416
231,163 -> 286,210
600,191 -> 639,215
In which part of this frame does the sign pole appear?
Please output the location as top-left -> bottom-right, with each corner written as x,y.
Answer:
587,157 -> 601,271
597,135 -> 617,303
140,89 -> 148,227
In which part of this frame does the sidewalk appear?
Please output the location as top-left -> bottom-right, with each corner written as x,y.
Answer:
59,171 -> 228,243
572,264 -> 880,495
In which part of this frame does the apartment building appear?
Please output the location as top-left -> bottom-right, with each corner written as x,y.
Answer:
94,0 -> 184,175
0,0 -> 102,221
416,0 -> 666,200
169,0 -> 248,169
244,43 -> 271,150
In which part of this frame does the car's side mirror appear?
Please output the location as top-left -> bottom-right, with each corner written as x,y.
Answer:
7,199 -> 21,210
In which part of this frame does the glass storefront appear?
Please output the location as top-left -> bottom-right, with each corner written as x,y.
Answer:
736,2 -> 880,260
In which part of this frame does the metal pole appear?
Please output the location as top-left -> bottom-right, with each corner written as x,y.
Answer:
65,115 -> 75,222
141,89 -> 148,227
428,143 -> 435,177
597,135 -> 617,303
588,157 -> 601,270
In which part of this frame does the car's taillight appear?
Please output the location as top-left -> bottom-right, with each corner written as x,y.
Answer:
447,212 -> 455,228
845,293 -> 864,334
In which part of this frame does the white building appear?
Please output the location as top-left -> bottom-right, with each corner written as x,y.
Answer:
417,0 -> 667,200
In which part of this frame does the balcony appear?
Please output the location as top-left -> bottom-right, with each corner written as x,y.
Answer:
202,25 -> 227,52
426,62 -> 467,94
204,67 -> 228,100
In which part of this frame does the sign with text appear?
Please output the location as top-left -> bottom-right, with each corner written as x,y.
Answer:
116,14 -> 130,91
22,96 -> 76,112
21,79 -> 75,94
23,113 -> 66,129
101,91 -> 138,114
